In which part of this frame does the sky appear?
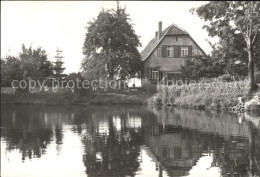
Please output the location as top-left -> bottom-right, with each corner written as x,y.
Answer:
1,1 -> 215,74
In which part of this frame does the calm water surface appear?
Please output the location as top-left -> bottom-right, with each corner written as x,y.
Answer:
1,104 -> 260,177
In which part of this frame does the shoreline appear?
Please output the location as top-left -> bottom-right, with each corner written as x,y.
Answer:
1,90 -> 259,113
0,92 -> 148,105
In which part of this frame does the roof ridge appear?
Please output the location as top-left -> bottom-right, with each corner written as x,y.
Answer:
170,23 -> 189,34
162,24 -> 174,37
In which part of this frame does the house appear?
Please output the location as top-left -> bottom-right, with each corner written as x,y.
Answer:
141,21 -> 206,83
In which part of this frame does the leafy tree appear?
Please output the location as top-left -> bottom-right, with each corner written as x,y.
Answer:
53,49 -> 66,81
19,44 -> 53,81
1,56 -> 23,87
82,3 -> 142,80
182,55 -> 226,80
211,28 -> 249,77
192,1 -> 260,93
64,72 -> 89,95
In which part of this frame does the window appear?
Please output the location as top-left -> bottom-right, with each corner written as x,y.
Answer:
181,46 -> 188,57
152,69 -> 159,80
176,37 -> 178,41
157,47 -> 162,57
193,48 -> 198,56
167,46 -> 174,57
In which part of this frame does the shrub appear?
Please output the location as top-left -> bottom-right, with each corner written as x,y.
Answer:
143,83 -> 157,94
219,74 -> 232,82
151,80 -> 249,110
147,93 -> 162,105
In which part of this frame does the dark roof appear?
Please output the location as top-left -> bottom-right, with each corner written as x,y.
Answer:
141,23 -> 204,61
163,24 -> 189,36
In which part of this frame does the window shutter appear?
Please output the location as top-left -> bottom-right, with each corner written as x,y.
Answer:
177,46 -> 181,57
188,46 -> 192,56
174,46 -> 178,57
162,46 -> 167,57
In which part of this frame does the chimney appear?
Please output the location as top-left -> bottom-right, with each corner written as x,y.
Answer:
158,21 -> 162,40
155,31 -> 158,37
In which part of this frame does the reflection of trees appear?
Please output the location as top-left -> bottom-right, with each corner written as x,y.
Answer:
148,106 -> 251,137
81,111 -> 143,177
1,105 -> 52,161
55,125 -> 63,155
2,104 -> 259,176
1,104 -> 71,161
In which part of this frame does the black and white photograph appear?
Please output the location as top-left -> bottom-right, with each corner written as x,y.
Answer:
1,1 -> 260,177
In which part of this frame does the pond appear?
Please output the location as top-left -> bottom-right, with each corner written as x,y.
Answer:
1,104 -> 260,177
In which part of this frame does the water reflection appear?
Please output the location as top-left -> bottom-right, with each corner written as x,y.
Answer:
1,104 -> 259,177
81,111 -> 142,176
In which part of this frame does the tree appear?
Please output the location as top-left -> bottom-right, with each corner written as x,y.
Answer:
19,44 -> 53,81
192,1 -> 260,93
1,56 -> 23,86
64,72 -> 88,95
211,28 -> 249,77
82,3 -> 142,80
182,55 -> 226,80
53,49 -> 66,81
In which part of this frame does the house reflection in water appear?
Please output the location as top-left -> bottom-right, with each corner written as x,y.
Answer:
142,107 -> 260,177
143,124 -> 207,177
1,104 -> 259,177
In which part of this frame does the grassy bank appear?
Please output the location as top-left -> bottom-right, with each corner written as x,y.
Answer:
90,93 -> 148,104
1,92 -> 149,105
1,93 -> 90,104
148,81 -> 260,112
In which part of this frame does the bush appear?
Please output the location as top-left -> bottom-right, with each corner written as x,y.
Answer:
147,93 -> 162,105
150,80 -> 248,111
219,74 -> 232,82
143,83 -> 157,94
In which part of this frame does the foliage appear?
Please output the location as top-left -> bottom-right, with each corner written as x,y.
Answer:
64,72 -> 91,95
149,81 -> 249,111
1,45 -> 67,87
53,49 -> 66,80
1,56 -> 23,87
143,83 -> 157,94
19,44 -> 53,81
182,55 -> 226,80
212,30 -> 249,76
192,1 -> 260,92
82,5 -> 142,79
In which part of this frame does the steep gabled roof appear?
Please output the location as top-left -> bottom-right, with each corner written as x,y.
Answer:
164,23 -> 189,36
141,23 -> 205,61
